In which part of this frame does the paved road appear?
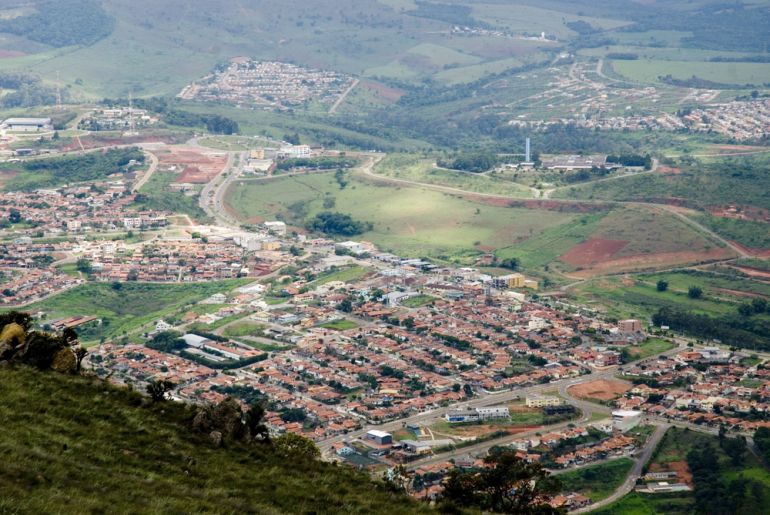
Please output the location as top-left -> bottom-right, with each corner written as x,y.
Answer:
571,424 -> 670,514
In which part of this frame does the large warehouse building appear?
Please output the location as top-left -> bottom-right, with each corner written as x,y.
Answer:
2,117 -> 53,132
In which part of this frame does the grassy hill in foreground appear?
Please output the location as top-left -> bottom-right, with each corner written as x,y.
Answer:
0,365 -> 428,514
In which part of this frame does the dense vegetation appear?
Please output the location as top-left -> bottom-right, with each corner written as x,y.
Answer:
652,306 -> 770,350
3,148 -> 144,191
306,211 -> 373,237
437,153 -> 499,173
0,73 -> 65,108
0,0 -> 114,47
276,157 -> 358,172
0,364 -> 427,513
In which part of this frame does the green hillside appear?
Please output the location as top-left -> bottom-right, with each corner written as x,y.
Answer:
0,365 -> 428,514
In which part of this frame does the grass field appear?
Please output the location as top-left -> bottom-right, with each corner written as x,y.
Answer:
374,154 -> 533,198
557,458 -> 634,502
555,155 -> 770,213
308,266 -> 370,287
694,215 -> 770,250
497,206 -> 725,276
319,319 -> 359,331
400,295 -> 437,308
623,338 -> 676,361
16,280 -> 249,343
571,270 -> 770,320
0,366 -> 426,514
220,321 -> 265,339
613,59 -> 770,86
134,170 -> 209,222
225,172 -> 576,262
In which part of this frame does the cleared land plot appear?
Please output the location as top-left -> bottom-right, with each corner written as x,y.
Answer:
568,379 -> 631,402
225,173 -> 576,261
155,147 -> 228,184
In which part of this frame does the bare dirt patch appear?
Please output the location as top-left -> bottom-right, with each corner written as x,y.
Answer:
568,379 -> 631,401
155,147 -> 228,184
568,247 -> 736,278
0,169 -> 17,188
649,460 -> 693,487
707,204 -> 770,223
732,265 -> 770,279
560,239 -> 629,267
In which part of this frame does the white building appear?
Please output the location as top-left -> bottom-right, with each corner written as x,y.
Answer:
477,406 -> 510,420
263,221 -> 287,236
526,395 -> 563,408
2,117 -> 53,132
612,410 -> 642,432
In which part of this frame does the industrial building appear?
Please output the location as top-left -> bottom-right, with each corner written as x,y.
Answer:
365,430 -> 393,446
2,117 -> 53,132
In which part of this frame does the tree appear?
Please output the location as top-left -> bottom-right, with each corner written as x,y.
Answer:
76,258 -> 92,274
273,432 -> 319,459
688,286 -> 703,299
441,450 -> 563,514
738,303 -> 754,317
752,298 -> 767,314
8,208 -> 21,224
337,298 -> 353,313
146,379 -> 175,402
244,403 -> 270,442
127,269 -> 139,281
656,280 -> 669,292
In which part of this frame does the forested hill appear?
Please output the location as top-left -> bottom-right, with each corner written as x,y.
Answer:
0,364 -> 428,514
0,0 -> 114,47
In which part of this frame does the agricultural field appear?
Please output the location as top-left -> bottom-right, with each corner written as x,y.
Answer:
15,280 -> 248,344
557,458 -> 635,502
225,172 -> 577,262
571,270 -> 770,320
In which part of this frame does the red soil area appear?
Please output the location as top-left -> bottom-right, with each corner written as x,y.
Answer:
649,461 -> 694,487
568,379 -> 631,401
707,204 -> 770,223
732,265 -> 770,279
359,80 -> 404,102
156,147 -> 227,184
0,50 -> 26,58
568,247 -> 735,278
560,239 -> 629,267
